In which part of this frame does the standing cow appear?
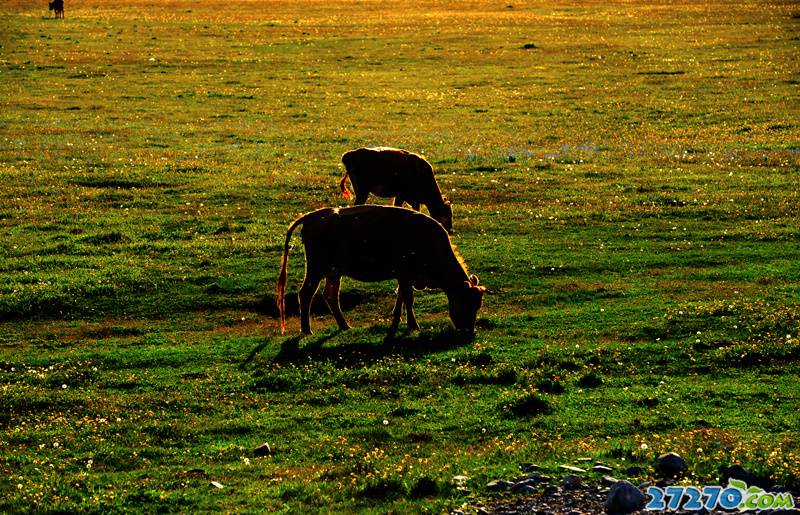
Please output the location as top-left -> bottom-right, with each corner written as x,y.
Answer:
339,147 -> 454,233
276,205 -> 484,335
48,0 -> 64,18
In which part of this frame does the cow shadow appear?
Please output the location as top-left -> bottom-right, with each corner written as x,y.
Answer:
270,325 -> 474,367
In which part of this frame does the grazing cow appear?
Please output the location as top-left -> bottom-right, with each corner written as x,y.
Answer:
276,205 -> 485,335
48,0 -> 64,18
339,147 -> 454,233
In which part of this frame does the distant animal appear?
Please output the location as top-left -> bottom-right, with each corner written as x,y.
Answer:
48,0 -> 64,18
276,205 -> 485,335
339,147 -> 454,233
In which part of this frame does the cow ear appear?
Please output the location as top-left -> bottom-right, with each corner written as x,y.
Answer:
469,274 -> 479,285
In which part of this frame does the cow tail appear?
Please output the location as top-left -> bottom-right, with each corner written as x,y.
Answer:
338,169 -> 352,199
276,215 -> 306,334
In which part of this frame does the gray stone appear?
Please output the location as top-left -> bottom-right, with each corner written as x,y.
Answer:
624,466 -> 644,477
254,442 -> 272,457
601,475 -> 619,486
514,478 -> 539,489
604,480 -> 645,514
559,465 -> 587,473
520,472 -> 552,483
210,481 -> 224,489
486,480 -> 513,491
562,474 -> 582,490
520,462 -> 541,472
722,464 -> 762,488
512,484 -> 537,495
593,465 -> 614,474
656,452 -> 688,478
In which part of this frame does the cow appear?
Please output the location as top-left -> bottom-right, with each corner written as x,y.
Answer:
276,205 -> 485,335
339,147 -> 454,234
48,0 -> 64,18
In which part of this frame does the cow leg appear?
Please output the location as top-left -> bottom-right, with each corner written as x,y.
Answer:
353,190 -> 369,205
397,281 -> 420,331
323,276 -> 350,330
298,274 -> 322,335
350,174 -> 369,205
390,288 -> 404,331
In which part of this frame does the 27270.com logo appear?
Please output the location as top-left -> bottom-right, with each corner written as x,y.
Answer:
645,479 -> 795,511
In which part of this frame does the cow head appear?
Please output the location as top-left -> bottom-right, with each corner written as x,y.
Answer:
448,274 -> 485,332
434,198 -> 453,234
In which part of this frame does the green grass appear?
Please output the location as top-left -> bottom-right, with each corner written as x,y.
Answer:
1,0 -> 799,512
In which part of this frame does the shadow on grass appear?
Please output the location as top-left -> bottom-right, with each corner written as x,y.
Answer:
269,326 -> 474,367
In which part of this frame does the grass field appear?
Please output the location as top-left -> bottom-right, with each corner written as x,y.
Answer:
1,0 -> 799,512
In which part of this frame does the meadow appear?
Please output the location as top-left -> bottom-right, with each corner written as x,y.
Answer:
1,0 -> 799,512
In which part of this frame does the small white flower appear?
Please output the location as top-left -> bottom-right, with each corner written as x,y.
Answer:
383,419 -> 389,425
640,443 -> 648,450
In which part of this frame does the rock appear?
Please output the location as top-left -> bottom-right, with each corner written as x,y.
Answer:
519,472 -> 551,483
604,480 -> 645,514
593,465 -> 614,474
253,442 -> 272,457
486,480 -> 513,491
562,475 -> 582,490
512,483 -> 537,495
513,479 -> 539,490
624,466 -> 644,477
542,484 -> 560,496
210,481 -> 224,489
601,475 -> 619,486
656,452 -> 688,478
559,465 -> 587,473
519,462 -> 541,472
722,464 -> 764,488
